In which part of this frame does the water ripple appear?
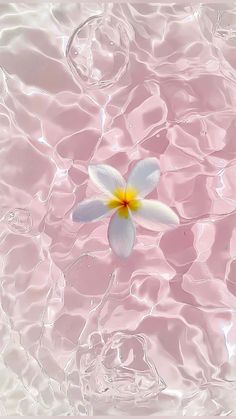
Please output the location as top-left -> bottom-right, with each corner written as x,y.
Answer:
1,2 -> 236,416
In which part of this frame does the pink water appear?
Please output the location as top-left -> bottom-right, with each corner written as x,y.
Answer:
1,2 -> 236,416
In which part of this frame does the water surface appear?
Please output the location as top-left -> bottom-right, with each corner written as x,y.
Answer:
0,2 -> 236,416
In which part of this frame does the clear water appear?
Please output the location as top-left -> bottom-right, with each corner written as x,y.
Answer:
0,2 -> 236,416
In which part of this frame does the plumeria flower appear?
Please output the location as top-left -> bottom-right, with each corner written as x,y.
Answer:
72,158 -> 179,258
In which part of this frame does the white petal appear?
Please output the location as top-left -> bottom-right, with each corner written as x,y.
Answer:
88,164 -> 126,196
72,199 -> 110,222
108,212 -> 136,258
127,158 -> 160,198
133,199 -> 179,231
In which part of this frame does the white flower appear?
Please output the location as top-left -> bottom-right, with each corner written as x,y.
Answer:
72,158 -> 179,258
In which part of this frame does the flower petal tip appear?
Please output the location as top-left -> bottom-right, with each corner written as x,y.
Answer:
108,212 -> 135,258
72,199 -> 110,223
127,157 -> 160,198
133,199 -> 179,232
171,212 -> 180,226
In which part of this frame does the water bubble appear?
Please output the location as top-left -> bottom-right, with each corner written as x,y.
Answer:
214,9 -> 236,40
4,208 -> 33,234
66,14 -> 130,89
79,333 -> 166,406
64,254 -> 112,296
198,5 -> 236,43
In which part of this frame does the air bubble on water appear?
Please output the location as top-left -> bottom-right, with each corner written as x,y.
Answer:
4,208 -> 33,234
79,333 -> 166,405
66,14 -> 130,89
215,11 -> 236,40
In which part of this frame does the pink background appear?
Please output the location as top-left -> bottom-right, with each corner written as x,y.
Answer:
0,2 -> 236,416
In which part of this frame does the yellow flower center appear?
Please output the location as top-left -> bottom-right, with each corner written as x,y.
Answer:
107,187 -> 141,218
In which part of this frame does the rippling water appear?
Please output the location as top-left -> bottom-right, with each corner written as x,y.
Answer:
1,2 -> 236,416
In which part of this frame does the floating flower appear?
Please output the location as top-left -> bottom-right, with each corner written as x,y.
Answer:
72,158 -> 179,258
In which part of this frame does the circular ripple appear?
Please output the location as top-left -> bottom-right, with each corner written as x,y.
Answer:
66,14 -> 130,88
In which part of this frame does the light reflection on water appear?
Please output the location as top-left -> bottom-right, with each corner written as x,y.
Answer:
0,2 -> 236,416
